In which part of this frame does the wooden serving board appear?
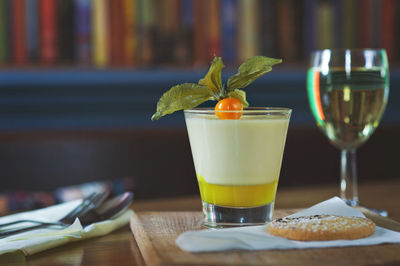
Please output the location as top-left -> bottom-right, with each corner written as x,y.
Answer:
130,210 -> 400,266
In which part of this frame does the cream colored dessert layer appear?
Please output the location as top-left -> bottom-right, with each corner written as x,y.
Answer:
185,115 -> 289,186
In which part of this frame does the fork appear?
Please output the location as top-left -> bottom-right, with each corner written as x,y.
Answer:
0,191 -> 108,231
0,191 -> 132,239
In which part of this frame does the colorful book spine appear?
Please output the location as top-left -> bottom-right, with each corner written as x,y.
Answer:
0,0 -> 8,64
342,0 -> 356,48
152,0 -> 178,64
238,0 -> 259,62
316,0 -> 333,50
92,0 -> 108,68
277,0 -> 295,61
182,0 -> 193,28
193,0 -> 206,66
123,0 -> 137,66
0,0 -> 398,67
108,0 -> 124,66
40,0 -> 57,64
207,0 -> 221,60
26,0 -> 38,62
163,0 -> 180,33
137,0 -> 154,65
12,0 -> 27,65
75,0 -> 91,65
221,0 -> 236,64
177,0 -> 194,65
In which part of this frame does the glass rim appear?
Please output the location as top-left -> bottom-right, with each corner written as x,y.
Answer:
184,107 -> 292,115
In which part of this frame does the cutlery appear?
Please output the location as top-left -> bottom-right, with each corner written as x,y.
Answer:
0,192 -> 133,238
0,191 -> 108,230
79,191 -> 133,226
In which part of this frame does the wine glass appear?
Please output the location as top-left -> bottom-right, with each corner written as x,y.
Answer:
306,49 -> 389,213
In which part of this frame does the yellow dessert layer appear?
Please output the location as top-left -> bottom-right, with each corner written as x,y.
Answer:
197,175 -> 278,207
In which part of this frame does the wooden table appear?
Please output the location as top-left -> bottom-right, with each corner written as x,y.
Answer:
2,180 -> 400,265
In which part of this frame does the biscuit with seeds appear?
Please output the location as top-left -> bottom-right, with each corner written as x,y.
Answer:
267,215 -> 375,241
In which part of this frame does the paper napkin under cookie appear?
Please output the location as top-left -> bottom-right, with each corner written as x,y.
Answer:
0,200 -> 133,256
176,197 -> 400,252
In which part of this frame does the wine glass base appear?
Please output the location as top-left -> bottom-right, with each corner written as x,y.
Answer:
343,198 -> 359,207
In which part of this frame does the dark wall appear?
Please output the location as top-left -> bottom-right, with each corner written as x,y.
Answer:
0,125 -> 398,200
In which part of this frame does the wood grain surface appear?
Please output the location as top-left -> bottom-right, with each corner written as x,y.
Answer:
0,180 -> 397,266
130,210 -> 400,266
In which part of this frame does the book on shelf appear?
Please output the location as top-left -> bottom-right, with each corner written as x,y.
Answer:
238,0 -> 260,62
123,0 -> 137,66
40,0 -> 57,65
26,0 -> 39,62
152,0 -> 180,65
206,0 -> 221,62
359,0 -> 372,49
221,0 -> 237,65
12,0 -> 27,65
193,0 -> 207,66
175,0 -> 193,66
0,0 -> 398,68
166,0 -> 181,65
316,0 -> 333,50
92,0 -> 108,67
342,0 -> 357,49
277,0 -> 302,62
0,0 -> 9,64
75,0 -> 91,65
137,0 -> 154,66
108,0 -> 124,66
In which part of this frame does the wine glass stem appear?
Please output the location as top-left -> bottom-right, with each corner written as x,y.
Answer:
340,149 -> 359,206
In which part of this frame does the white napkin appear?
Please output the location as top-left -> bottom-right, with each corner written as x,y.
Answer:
0,199 -> 133,256
176,197 -> 400,252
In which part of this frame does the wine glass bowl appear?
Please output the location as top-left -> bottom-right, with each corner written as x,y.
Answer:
307,49 -> 389,209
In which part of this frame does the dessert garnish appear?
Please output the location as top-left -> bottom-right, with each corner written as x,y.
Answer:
151,56 -> 282,120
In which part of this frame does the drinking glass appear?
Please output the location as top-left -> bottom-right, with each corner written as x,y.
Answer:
184,108 -> 291,227
307,49 -> 389,211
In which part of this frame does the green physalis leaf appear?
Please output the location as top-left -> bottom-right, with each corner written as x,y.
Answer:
198,56 -> 224,98
228,89 -> 249,107
151,55 -> 282,120
151,83 -> 214,120
227,56 -> 282,91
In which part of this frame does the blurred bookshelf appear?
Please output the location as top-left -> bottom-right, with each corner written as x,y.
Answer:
1,0 -> 399,68
0,0 -> 399,131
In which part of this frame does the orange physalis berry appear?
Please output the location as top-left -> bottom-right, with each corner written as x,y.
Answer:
214,97 -> 243,119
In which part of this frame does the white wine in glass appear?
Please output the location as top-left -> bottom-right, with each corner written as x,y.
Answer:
307,49 -> 389,211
